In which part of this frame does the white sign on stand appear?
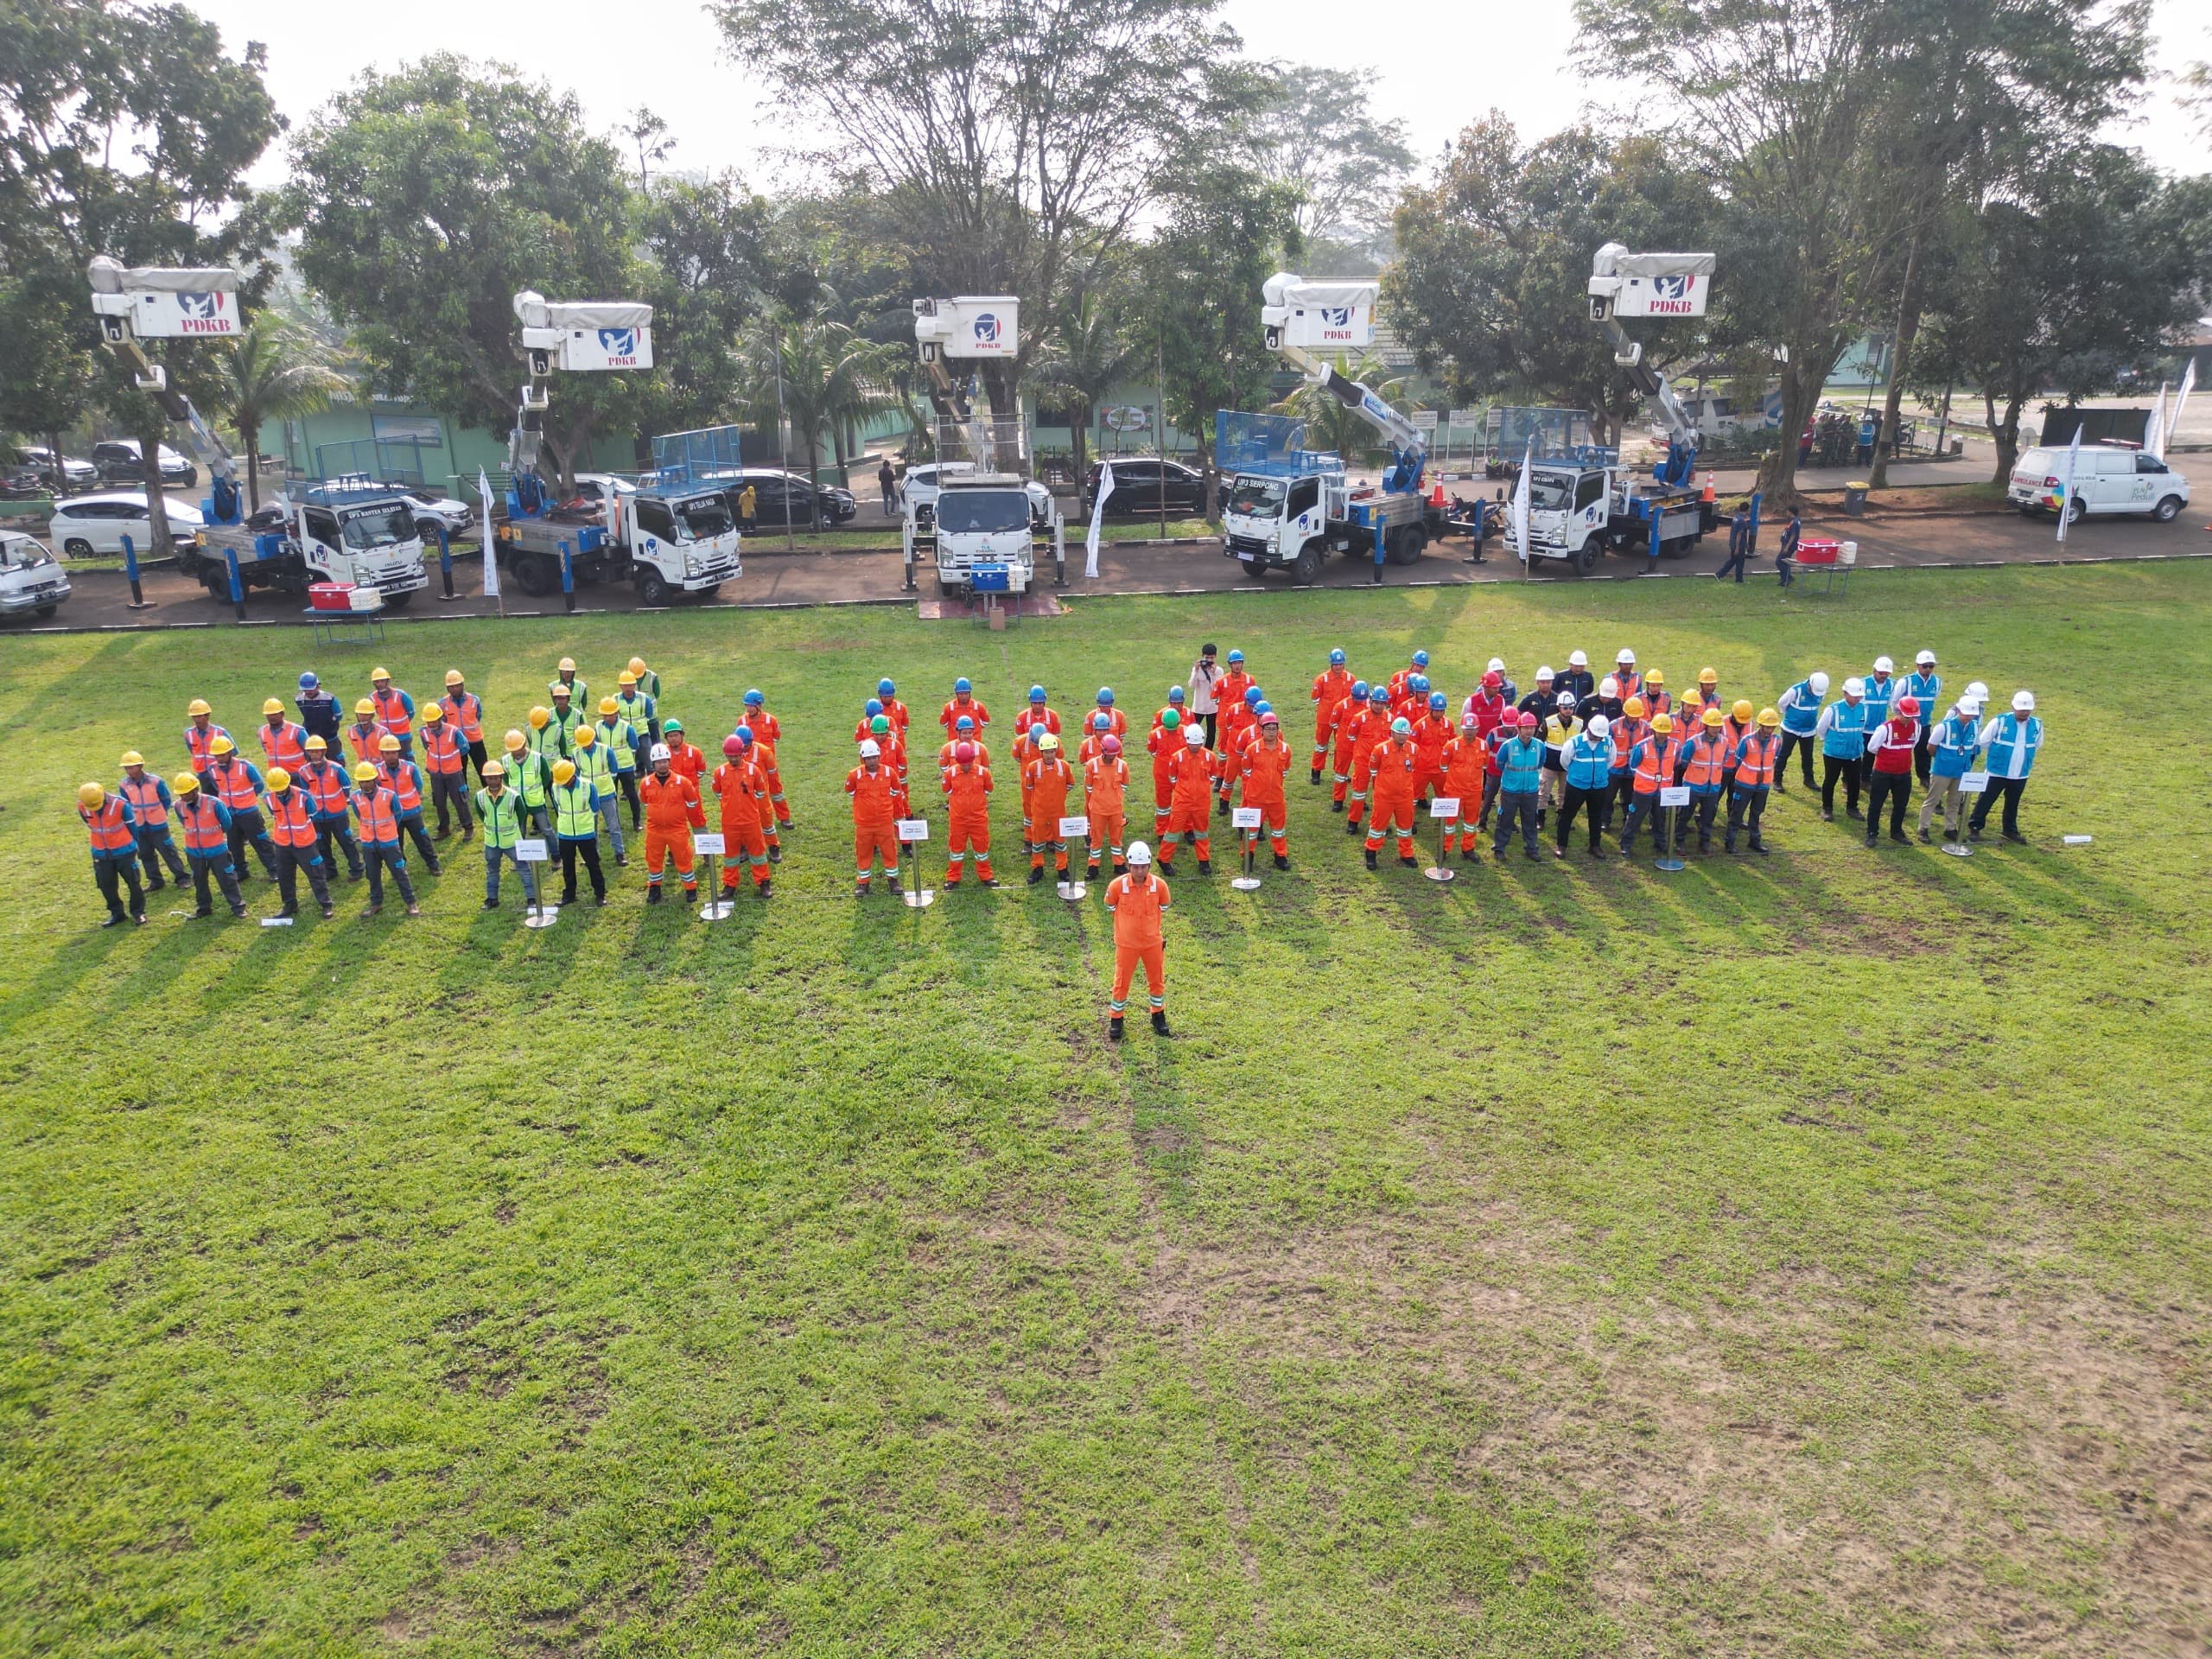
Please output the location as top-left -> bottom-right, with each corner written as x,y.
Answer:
693,834 -> 732,921
516,839 -> 557,927
696,833 -> 727,855
1659,786 -> 1690,809
897,819 -> 933,907
1058,815 -> 1089,840
516,838 -> 549,861
1229,807 -> 1264,890
1424,798 -> 1460,882
1429,797 -> 1459,819
898,819 -> 930,842
1230,808 -> 1262,830
1959,772 -> 1990,795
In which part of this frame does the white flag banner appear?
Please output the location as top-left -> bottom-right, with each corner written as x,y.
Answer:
1510,438 -> 1534,565
2164,360 -> 2196,462
2055,425 -> 2082,544
478,469 -> 501,597
1084,460 -> 1114,579
2145,380 -> 2170,461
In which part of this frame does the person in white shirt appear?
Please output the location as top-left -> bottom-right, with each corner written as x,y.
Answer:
1186,643 -> 1222,747
1967,690 -> 2044,843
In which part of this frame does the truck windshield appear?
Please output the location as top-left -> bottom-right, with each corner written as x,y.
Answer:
673,494 -> 733,541
339,505 -> 416,550
1526,472 -> 1577,512
1226,476 -> 1287,517
935,491 -> 1029,534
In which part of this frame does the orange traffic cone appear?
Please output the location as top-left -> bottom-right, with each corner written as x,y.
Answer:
1701,471 -> 1716,504
1430,479 -> 1446,508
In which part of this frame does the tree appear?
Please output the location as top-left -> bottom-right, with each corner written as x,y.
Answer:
1027,264 -> 1139,477
0,273 -> 98,480
287,56 -> 645,492
636,173 -> 772,435
1383,118 -> 1715,448
621,108 -> 675,191
209,312 -> 346,511
1243,64 -> 1414,262
1910,146 -> 2209,484
740,313 -> 901,486
1269,350 -> 1406,467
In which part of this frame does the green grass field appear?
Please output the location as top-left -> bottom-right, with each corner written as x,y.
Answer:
3,564 -> 2208,1657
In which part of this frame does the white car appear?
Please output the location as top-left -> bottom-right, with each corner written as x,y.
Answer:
2008,444 -> 2191,524
48,491 -> 206,556
0,529 -> 70,618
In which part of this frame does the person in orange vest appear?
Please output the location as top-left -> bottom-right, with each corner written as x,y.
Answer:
1363,717 -> 1421,870
1617,713 -> 1679,858
257,698 -> 309,776
942,740 -> 996,887
1238,711 -> 1293,868
939,677 -> 990,745
1103,840 -> 1172,1038
350,761 -> 420,918
1720,698 -> 1755,799
297,736 -> 364,879
76,781 -> 147,925
712,731 -> 774,897
367,666 -> 416,758
1157,725 -> 1215,874
1438,715 -> 1492,863
418,703 -> 475,842
200,734 -> 281,880
846,738 -> 903,897
346,700 -> 390,767
1308,648 -> 1353,785
1084,732 -> 1129,879
741,690 -> 793,831
440,670 -> 490,783
1011,685 -> 1059,852
1147,698 -> 1185,832
172,772 -> 249,918
658,717 -> 706,786
1676,707 -> 1732,853
639,742 -> 707,904
182,698 -> 230,769
117,751 -> 188,889
376,733 -> 443,874
1023,731 -> 1075,884
261,768 -> 336,919
1605,694 -> 1651,834
1727,707 -> 1782,855
1325,678 -> 1369,812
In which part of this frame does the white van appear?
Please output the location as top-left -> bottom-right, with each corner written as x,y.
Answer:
2008,444 -> 2191,524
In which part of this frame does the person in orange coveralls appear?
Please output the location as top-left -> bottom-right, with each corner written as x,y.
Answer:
1103,840 -> 1171,1039
847,738 -> 903,897
942,740 -> 995,887
873,677 -> 911,738
1325,678 -> 1370,812
1438,714 -> 1493,862
939,712 -> 988,772
660,718 -> 706,785
639,741 -> 707,904
1147,701 -> 1185,830
1410,690 -> 1454,799
1022,731 -> 1076,884
1158,724 -> 1214,874
1344,684 -> 1394,832
1363,717 -> 1421,870
741,689 -> 793,831
1309,648 -> 1353,785
1076,711 -> 1115,767
711,732 -> 772,897
1238,710 -> 1293,868
1084,733 -> 1130,878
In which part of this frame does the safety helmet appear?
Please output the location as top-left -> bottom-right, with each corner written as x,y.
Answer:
744,689 -> 765,706
1617,648 -> 1635,665
865,697 -> 884,718
663,718 -> 683,734
557,657 -> 576,674
1461,712 -> 1479,730
175,772 -> 200,793
355,699 -> 377,717
304,736 -> 327,753
423,702 -> 444,721
1244,686 -> 1262,706
1185,726 -> 1205,746
2012,690 -> 2035,713
722,734 -> 744,758
619,670 -> 638,687
1039,732 -> 1060,752
1645,669 -> 1664,686
1731,698 -> 1753,721
1517,711 -> 1538,728
1168,686 -> 1185,703
1412,650 -> 1429,668
529,706 -> 550,728
1758,707 -> 1781,728
503,730 -> 525,751
650,742 -> 672,763
550,683 -> 571,698
1093,713 -> 1111,731
266,767 -> 291,791
1028,684 -> 1046,702
1536,664 -> 1554,681
1698,667 -> 1718,685
1390,717 -> 1412,735
1096,687 -> 1115,705
954,677 -> 972,694
1370,686 -> 1389,703
1409,674 -> 1429,694
1103,734 -> 1122,755
1623,696 -> 1646,719
297,672 -> 318,691
1329,648 -> 1345,665
1482,671 -> 1502,690
1260,710 -> 1281,727
378,734 -> 399,753
1588,715 -> 1611,738
956,715 -> 975,732
1843,677 -> 1865,697
1957,696 -> 1982,716
260,697 -> 283,716
118,749 -> 145,769
1227,649 -> 1244,664
734,727 -> 755,748
1126,840 -> 1152,866
1428,691 -> 1447,711
871,715 -> 891,734
576,723 -> 594,744
482,760 -> 505,779
1894,696 -> 1919,720
955,741 -> 976,764
1873,655 -> 1894,674
371,667 -> 391,683
878,677 -> 896,696
1568,650 -> 1587,668
1161,709 -> 1181,729
446,670 -> 466,687
209,734 -> 235,756
860,740 -> 881,760
1808,671 -> 1830,696
1916,649 -> 1936,667
1651,714 -> 1674,734
1701,707 -> 1725,727
1351,680 -> 1370,699
1555,691 -> 1574,708
1599,677 -> 1618,700
628,657 -> 648,677
600,697 -> 619,715
188,698 -> 213,716
552,759 -> 576,785
353,762 -> 379,783
1965,681 -> 1988,702
78,781 -> 105,808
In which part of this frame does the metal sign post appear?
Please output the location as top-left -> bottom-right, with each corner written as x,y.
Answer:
1230,806 -> 1263,890
1425,797 -> 1459,881
1058,815 -> 1090,899
898,817 -> 933,908
1948,772 -> 1988,857
696,832 -> 732,919
518,838 -> 557,925
1656,787 -> 1688,872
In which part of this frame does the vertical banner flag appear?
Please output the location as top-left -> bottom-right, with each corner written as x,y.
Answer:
2145,381 -> 2170,462
2054,426 -> 2082,544
1084,460 -> 1115,578
478,469 -> 501,597
2164,360 -> 2196,461
1510,438 -> 1534,565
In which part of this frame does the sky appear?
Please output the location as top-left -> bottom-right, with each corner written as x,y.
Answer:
196,0 -> 2207,194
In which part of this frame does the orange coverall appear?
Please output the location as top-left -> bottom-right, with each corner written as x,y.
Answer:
710,759 -> 772,888
1239,736 -> 1291,857
942,761 -> 994,884
1104,868 -> 1171,1015
1363,734 -> 1421,857
1438,734 -> 1492,855
665,741 -> 707,785
1411,711 -> 1454,798
1216,702 -> 1256,804
938,737 -> 991,772
846,763 -> 900,887
1326,693 -> 1363,806
640,770 -> 707,890
1344,706 -> 1391,827
1084,755 -> 1129,874
1159,743 -> 1213,869
747,709 -> 792,826
1310,667 -> 1353,770
1023,753 -> 1075,874
1147,718 -> 1181,827
939,696 -> 991,738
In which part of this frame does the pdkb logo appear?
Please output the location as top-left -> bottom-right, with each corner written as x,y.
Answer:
175,291 -> 232,334
1646,272 -> 1697,315
1319,306 -> 1352,327
972,312 -> 1001,347
598,327 -> 639,365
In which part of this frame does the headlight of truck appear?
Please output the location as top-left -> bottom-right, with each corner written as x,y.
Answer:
194,530 -> 207,547
683,552 -> 701,578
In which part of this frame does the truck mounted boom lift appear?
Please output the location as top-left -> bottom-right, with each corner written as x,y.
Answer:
87,256 -> 245,519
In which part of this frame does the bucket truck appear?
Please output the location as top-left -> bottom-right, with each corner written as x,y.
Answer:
1219,274 -> 1448,584
1510,245 -> 1718,575
906,296 -> 1065,596
90,257 -> 430,605
494,293 -> 741,603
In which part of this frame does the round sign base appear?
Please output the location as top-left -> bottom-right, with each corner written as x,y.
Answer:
523,906 -> 561,929
1230,875 -> 1263,892
902,888 -> 936,909
1056,881 -> 1088,901
698,898 -> 735,921
1422,866 -> 1456,883
1941,842 -> 1974,859
1653,857 -> 1686,873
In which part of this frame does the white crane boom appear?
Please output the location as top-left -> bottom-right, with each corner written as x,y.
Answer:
1259,273 -> 1427,478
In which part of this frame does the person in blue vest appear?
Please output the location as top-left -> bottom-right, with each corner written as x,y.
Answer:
1814,677 -> 1869,821
1859,655 -> 1897,788
1491,712 -> 1545,861
1917,693 -> 1983,844
1967,690 -> 2043,844
1773,671 -> 1827,791
1554,715 -> 1616,858
296,671 -> 343,751
1897,650 -> 1942,785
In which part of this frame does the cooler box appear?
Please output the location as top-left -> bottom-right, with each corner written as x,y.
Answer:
1795,539 -> 1840,566
308,582 -> 385,613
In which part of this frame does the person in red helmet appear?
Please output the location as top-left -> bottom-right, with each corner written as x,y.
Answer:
711,733 -> 772,896
1864,694 -> 1921,847
1238,710 -> 1293,868
1084,732 -> 1130,878
942,740 -> 996,887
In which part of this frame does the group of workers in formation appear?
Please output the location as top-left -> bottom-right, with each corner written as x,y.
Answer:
71,641 -> 2046,1031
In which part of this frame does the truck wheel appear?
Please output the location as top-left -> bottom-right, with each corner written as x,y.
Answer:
384,589 -> 415,610
635,568 -> 671,607
1240,557 -> 1268,580
1386,526 -> 1427,566
1291,541 -> 1324,585
2152,495 -> 2183,524
64,538 -> 93,559
1571,542 -> 1601,575
512,553 -> 552,597
35,604 -> 57,619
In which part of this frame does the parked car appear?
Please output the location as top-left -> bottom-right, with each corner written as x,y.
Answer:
569,473 -> 639,506
1083,457 -> 1208,518
0,528 -> 70,620
11,446 -> 99,490
709,468 -> 860,530
90,438 -> 196,487
48,490 -> 205,556
902,461 -> 1054,526
2008,443 -> 2191,524
398,486 -> 474,538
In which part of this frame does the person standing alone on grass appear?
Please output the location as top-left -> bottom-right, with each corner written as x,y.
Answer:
1103,841 -> 1171,1040
1967,692 -> 2043,844
847,739 -> 903,897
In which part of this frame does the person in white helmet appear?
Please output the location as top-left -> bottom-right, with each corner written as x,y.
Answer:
1103,841 -> 1171,1039
1774,670 -> 1829,791
1815,677 -> 1870,820
847,737 -> 904,895
1612,648 -> 1641,702
1557,649 -> 1594,704
1967,690 -> 2044,843
1918,691 -> 1983,844
1899,650 -> 1942,785
1859,656 -> 1898,789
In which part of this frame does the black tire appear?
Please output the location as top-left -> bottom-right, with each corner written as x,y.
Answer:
1240,557 -> 1268,580
1571,541 -> 1601,575
1291,540 -> 1324,586
938,575 -> 963,600
512,553 -> 553,597
635,568 -> 671,607
35,604 -> 57,619
1385,526 -> 1427,567
2064,494 -> 2087,525
64,538 -> 93,559
2152,495 -> 2183,524
384,589 -> 415,610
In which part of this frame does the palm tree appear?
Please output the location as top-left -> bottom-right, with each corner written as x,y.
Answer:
212,315 -> 348,511
1028,285 -> 1138,479
1269,350 -> 1408,471
741,314 -> 902,486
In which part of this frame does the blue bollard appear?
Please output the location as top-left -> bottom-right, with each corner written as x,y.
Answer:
560,537 -> 575,613
122,533 -> 147,608
225,545 -> 247,621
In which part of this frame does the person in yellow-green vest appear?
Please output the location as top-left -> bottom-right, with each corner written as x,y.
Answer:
596,696 -> 644,833
546,683 -> 585,753
500,728 -> 555,840
572,721 -> 627,865
549,655 -> 588,709
474,760 -> 538,909
549,758 -> 607,906
525,704 -> 568,769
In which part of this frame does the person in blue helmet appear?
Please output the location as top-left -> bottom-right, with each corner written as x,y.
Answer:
1217,683 -> 1265,812
854,696 -> 887,745
1093,685 -> 1126,741
1388,649 -> 1430,708
295,670 -> 343,750
1310,647 -> 1354,785
875,677 -> 910,738
1325,677 -> 1369,810
939,676 -> 990,743
740,688 -> 791,833
1346,683 -> 1395,833
1413,689 -> 1453,798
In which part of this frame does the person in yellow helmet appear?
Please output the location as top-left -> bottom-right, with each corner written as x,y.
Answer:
525,702 -> 568,767
116,750 -> 189,890
595,695 -> 643,833
262,767 -> 337,919
78,781 -> 148,925
502,728 -> 555,839
626,656 -> 661,701
350,760 -> 420,918
183,698 -> 230,769
549,756 -> 607,906
548,655 -> 588,708
171,773 -> 249,918
474,760 -> 537,909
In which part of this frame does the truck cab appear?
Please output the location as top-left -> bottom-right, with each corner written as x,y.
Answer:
613,486 -> 741,603
927,474 -> 1037,596
296,486 -> 431,601
1224,468 -> 1338,584
1521,458 -> 1710,574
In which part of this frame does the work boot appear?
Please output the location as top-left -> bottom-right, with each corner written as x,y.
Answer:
979,877 -> 997,888
1864,833 -> 1878,848
1846,806 -> 1862,821
887,874 -> 905,895
1216,798 -> 1230,818
1328,797 -> 1343,813
1400,853 -> 1419,868
1918,827 -> 1932,844
1724,837 -> 1737,854
320,903 -> 335,919
2001,830 -> 2026,845
615,854 -> 626,867
461,828 -> 474,844
435,826 -> 451,841
483,898 -> 499,910
1890,831 -> 1910,844
1523,846 -> 1539,861
404,903 -> 421,917
1028,865 -> 1045,885
647,885 -> 664,905
768,845 -> 781,863
190,906 -> 213,919
278,904 -> 298,918
1109,1015 -> 1125,1042
100,912 -> 128,928
1112,861 -> 1127,877
1461,847 -> 1479,864
1698,837 -> 1713,854
231,904 -> 247,918
1752,836 -> 1770,855
1821,809 -> 1834,822
594,893 -> 607,906
1273,853 -> 1288,871
1363,849 -> 1378,870
360,905 -> 382,919
1308,767 -> 1321,785
1196,859 -> 1211,874
1344,817 -> 1361,835
1151,1010 -> 1172,1034
148,875 -> 165,892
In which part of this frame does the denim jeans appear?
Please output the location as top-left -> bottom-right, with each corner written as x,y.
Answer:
596,792 -> 626,858
485,844 -> 537,904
